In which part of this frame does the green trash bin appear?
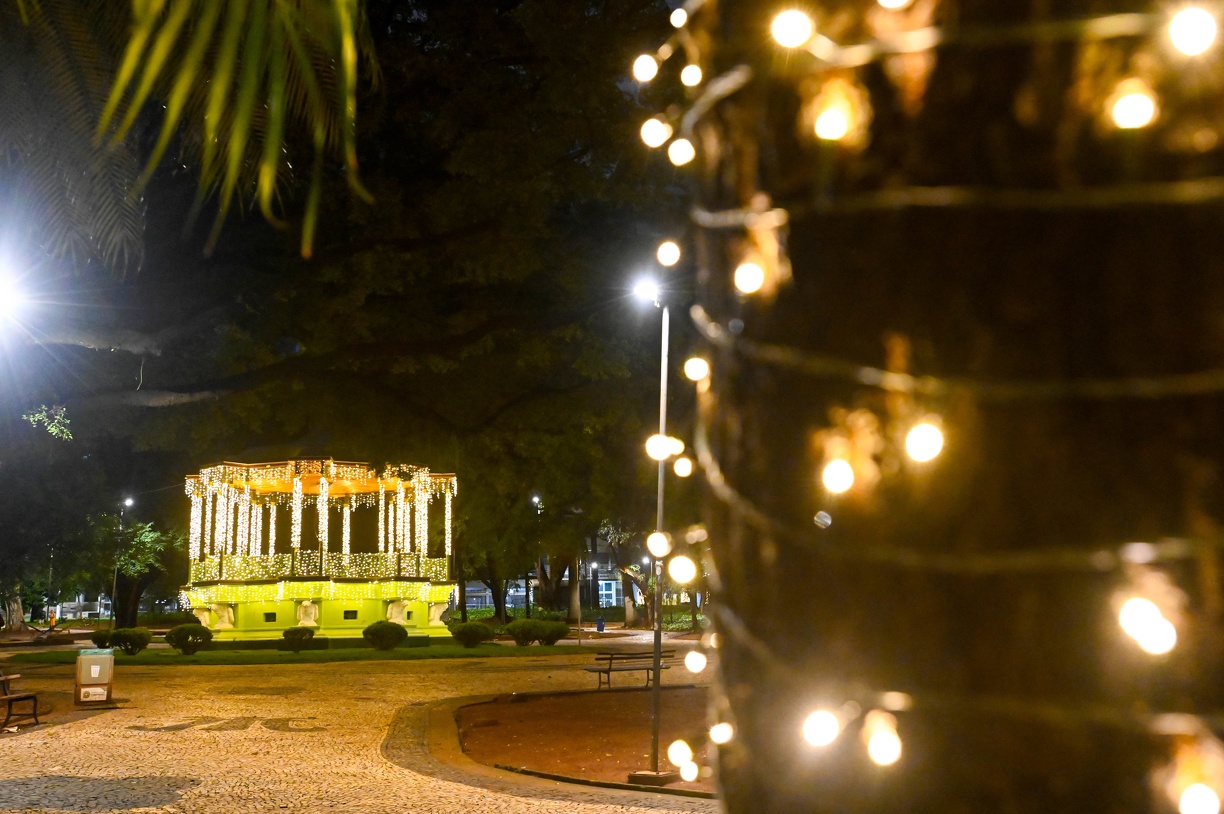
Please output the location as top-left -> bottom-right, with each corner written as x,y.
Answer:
75,648 -> 114,705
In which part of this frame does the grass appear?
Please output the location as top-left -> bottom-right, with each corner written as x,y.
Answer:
7,643 -> 589,667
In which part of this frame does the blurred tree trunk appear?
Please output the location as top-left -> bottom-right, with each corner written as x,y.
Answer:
2,591 -> 29,634
567,556 -> 581,625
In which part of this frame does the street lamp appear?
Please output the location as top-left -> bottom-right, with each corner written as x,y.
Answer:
110,497 -> 134,627
629,276 -> 677,785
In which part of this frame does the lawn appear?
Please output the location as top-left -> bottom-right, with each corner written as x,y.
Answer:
7,643 -> 588,666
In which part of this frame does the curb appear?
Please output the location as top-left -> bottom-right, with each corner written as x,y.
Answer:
492,763 -> 717,799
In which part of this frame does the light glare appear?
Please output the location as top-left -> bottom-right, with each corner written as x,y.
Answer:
867,728 -> 903,765
646,531 -> 673,558
1170,8 -> 1217,56
1111,81 -> 1157,129
673,456 -> 694,478
670,8 -> 688,27
905,422 -> 944,462
684,357 -> 710,381
681,64 -> 703,87
667,739 -> 693,768
633,278 -> 661,304
668,138 -> 696,166
679,761 -> 699,782
815,107 -> 851,141
657,240 -> 682,267
734,262 -> 766,294
646,434 -> 674,460
1181,783 -> 1222,814
641,118 -> 673,148
668,554 -> 698,584
772,10 -> 814,48
709,722 -> 734,744
822,459 -> 855,494
802,710 -> 840,746
684,650 -> 708,672
878,0 -> 914,8
633,54 -> 659,82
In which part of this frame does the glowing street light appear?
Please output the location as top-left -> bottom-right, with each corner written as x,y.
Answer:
772,10 -> 814,48
1181,783 -> 1221,814
0,277 -> 24,320
821,459 -> 855,494
657,240 -> 682,267
646,531 -> 673,558
641,118 -> 673,148
684,357 -> 710,381
633,278 -> 661,304
684,649 -> 707,673
905,421 -> 944,462
668,554 -> 698,584
1170,7 -> 1217,56
633,54 -> 659,82
802,709 -> 841,746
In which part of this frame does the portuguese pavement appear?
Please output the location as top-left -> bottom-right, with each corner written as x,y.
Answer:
0,648 -> 718,814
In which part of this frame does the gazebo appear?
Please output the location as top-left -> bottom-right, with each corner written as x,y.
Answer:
181,459 -> 457,641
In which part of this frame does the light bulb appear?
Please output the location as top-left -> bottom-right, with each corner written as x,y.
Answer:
646,531 -> 673,558
668,436 -> 687,456
633,54 -> 659,82
684,357 -> 710,381
821,459 -> 854,494
772,10 -> 814,48
646,434 -> 674,460
867,728 -> 902,765
657,240 -> 682,266
670,7 -> 688,27
667,739 -> 694,768
681,64 -> 703,87
878,0 -> 914,8
1138,617 -> 1178,655
684,649 -> 708,672
668,138 -> 696,166
1111,80 -> 1157,129
673,456 -> 694,477
905,422 -> 944,462
1170,7 -> 1217,56
815,107 -> 851,141
679,761 -> 699,782
710,722 -> 734,744
641,118 -> 673,148
734,262 -> 765,294
1181,783 -> 1221,814
802,710 -> 840,746
668,554 -> 698,584
633,278 -> 661,304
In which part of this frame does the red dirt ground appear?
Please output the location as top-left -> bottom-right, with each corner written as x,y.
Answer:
457,686 -> 715,794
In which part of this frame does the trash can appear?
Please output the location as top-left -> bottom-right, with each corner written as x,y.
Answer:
596,616 -> 605,633
75,648 -> 114,705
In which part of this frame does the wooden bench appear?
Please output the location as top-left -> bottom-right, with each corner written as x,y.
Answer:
584,649 -> 676,689
1,669 -> 40,729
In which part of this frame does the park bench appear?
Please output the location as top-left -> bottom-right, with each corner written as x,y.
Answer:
585,649 -> 676,689
1,668 -> 40,729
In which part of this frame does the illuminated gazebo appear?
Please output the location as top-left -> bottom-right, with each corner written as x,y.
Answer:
182,459 -> 457,641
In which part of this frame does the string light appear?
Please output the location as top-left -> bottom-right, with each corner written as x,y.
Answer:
681,64 -> 703,87
685,649 -> 708,672
1119,596 -> 1178,654
710,722 -> 734,744
268,504 -> 277,554
679,761 -> 700,782
772,9 -> 814,48
905,421 -> 944,462
641,118 -> 673,148
646,433 -> 685,460
633,54 -> 659,82
1181,783 -> 1222,814
647,531 -> 673,557
814,106 -> 851,141
670,8 -> 688,28
733,261 -> 765,294
667,739 -> 694,767
802,709 -> 841,746
673,456 -> 694,477
657,239 -> 682,266
668,554 -> 698,583
863,710 -> 903,765
668,138 -> 696,166
291,477 -> 303,548
1110,79 -> 1158,129
1170,7 -> 1217,56
877,0 -> 913,8
821,459 -> 855,493
684,357 -> 710,381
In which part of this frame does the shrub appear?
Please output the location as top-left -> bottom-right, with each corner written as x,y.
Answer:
164,624 -> 213,655
537,621 -> 571,646
282,627 -> 315,653
363,620 -> 408,651
109,627 -> 152,655
89,629 -> 112,648
504,619 -> 542,646
450,621 -> 494,648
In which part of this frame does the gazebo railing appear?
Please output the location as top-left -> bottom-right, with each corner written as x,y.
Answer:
189,552 -> 449,583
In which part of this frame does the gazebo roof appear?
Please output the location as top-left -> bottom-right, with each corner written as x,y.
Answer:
186,459 -> 457,498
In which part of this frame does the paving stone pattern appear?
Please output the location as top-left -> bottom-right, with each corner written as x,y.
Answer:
0,653 -> 718,814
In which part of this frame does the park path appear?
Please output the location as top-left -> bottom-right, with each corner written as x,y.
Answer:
0,652 -> 719,814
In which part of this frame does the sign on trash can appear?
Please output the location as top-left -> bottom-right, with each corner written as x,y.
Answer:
75,648 -> 114,705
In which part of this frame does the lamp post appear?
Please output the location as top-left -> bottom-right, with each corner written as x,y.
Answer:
110,497 -> 134,627
629,277 -> 677,785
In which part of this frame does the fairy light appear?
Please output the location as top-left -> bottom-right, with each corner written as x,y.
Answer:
647,433 -> 683,461
668,138 -> 696,166
734,261 -> 766,294
685,650 -> 708,672
291,477 -> 303,549
188,490 -> 202,560
684,357 -> 710,381
444,488 -> 454,562
802,709 -> 841,746
396,481 -> 407,552
237,486 -> 251,556
1170,7 -> 1217,56
1110,79 -> 1158,129
268,504 -> 277,554
674,456 -> 694,477
877,0 -> 913,8
633,54 -> 659,82
681,64 -> 703,87
641,118 -> 674,148
647,531 -> 673,557
377,484 -> 386,552
1181,784 -> 1222,814
318,477 -> 330,550
863,710 -> 902,766
657,239 -> 682,267
1119,596 -> 1178,654
679,761 -> 699,782
668,554 -> 698,583
250,502 -> 262,556
815,106 -> 851,141
342,501 -> 352,555
822,459 -> 855,493
905,421 -> 944,462
710,722 -> 734,744
667,739 -> 694,767
203,485 -> 214,556
771,9 -> 814,48
670,7 -> 687,27
415,470 -> 430,555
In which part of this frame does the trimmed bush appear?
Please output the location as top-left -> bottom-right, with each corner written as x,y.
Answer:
504,619 -> 542,646
109,627 -> 152,655
450,621 -> 494,648
164,623 -> 213,655
282,627 -> 315,653
363,620 -> 408,651
537,621 -> 571,646
89,629 -> 112,648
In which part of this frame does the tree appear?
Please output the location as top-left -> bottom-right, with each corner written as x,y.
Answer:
678,2 -> 1224,812
87,515 -> 182,628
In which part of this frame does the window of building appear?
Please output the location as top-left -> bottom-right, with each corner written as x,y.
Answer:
263,612 -> 277,623
598,580 -> 622,608
343,610 -> 358,620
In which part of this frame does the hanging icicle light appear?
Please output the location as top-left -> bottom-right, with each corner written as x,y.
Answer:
641,117 -> 673,148
669,138 -> 696,166
633,54 -> 659,82
1170,7 -> 1218,56
772,10 -> 814,48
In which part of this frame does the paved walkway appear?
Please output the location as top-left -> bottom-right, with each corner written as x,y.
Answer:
0,652 -> 718,813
